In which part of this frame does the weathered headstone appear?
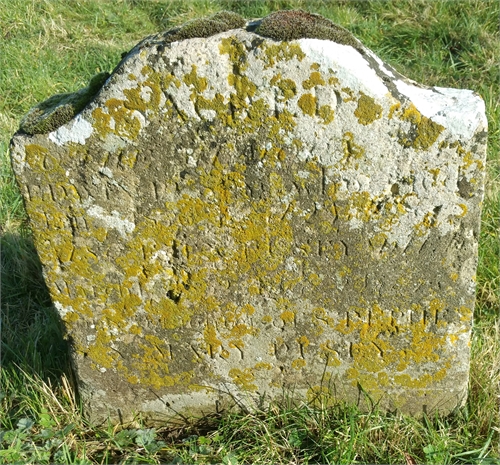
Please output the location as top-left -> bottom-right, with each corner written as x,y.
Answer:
10,10 -> 487,423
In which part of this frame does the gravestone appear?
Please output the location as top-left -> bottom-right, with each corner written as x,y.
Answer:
10,11 -> 487,423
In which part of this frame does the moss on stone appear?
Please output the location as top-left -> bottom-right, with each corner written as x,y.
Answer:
255,10 -> 361,50
163,11 -> 245,44
20,72 -> 110,135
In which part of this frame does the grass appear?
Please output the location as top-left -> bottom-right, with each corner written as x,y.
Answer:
0,0 -> 499,463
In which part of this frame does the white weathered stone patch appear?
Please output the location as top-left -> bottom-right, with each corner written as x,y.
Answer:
87,205 -> 135,237
395,80 -> 487,140
299,39 -> 389,98
49,114 -> 93,145
54,301 -> 73,318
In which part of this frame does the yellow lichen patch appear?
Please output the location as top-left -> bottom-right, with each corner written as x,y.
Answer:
318,105 -> 334,124
297,335 -> 310,349
259,42 -> 306,69
354,92 -> 383,125
428,168 -> 440,186
203,323 -> 223,358
25,144 -> 49,171
267,108 -> 297,143
226,323 -> 258,349
328,75 -> 339,86
242,303 -> 255,315
230,201 -> 294,274
130,336 -> 194,389
260,147 -> 286,167
249,284 -> 261,295
123,73 -> 163,114
318,341 -> 341,366
183,64 -> 208,94
337,191 -> 378,223
394,373 -> 433,389
177,195 -> 220,226
92,98 -> 142,140
228,367 -> 257,391
194,90 -> 225,116
308,273 -> 321,286
62,311 -> 79,324
429,298 -> 445,323
86,327 -> 117,369
129,324 -> 142,335
369,232 -> 387,251
219,36 -> 249,73
460,147 -> 484,172
150,298 -> 189,330
312,307 -> 335,328
351,340 -> 389,373
388,102 -> 401,119
291,358 -> 306,369
459,305 -> 473,321
254,362 -> 272,371
341,131 -> 365,163
298,93 -> 317,117
457,204 -> 467,217
270,74 -> 297,100
342,301 -> 450,393
228,73 -> 257,108
414,211 -> 438,236
280,310 -> 295,324
341,87 -> 356,102
302,71 -> 325,89
398,103 -> 444,150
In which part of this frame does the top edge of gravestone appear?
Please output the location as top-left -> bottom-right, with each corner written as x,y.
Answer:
14,9 -> 487,141
129,10 -> 365,55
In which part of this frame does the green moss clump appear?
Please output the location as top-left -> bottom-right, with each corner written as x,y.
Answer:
163,11 -> 246,44
255,10 -> 361,50
209,10 -> 247,29
20,71 -> 110,135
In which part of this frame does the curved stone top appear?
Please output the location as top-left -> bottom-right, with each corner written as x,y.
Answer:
18,9 -> 486,143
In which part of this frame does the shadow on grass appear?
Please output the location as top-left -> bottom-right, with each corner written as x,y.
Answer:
0,230 -> 70,382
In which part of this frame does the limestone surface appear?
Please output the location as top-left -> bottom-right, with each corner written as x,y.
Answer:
10,11 -> 487,423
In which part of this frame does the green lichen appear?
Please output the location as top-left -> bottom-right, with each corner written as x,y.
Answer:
255,10 -> 361,50
20,72 -> 110,135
